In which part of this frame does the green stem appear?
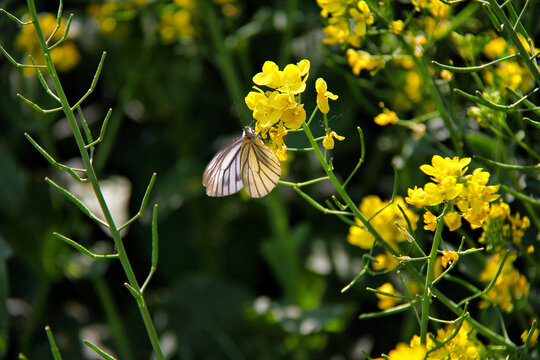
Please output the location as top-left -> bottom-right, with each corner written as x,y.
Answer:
420,204 -> 448,344
301,122 -> 396,255
26,1 -> 164,358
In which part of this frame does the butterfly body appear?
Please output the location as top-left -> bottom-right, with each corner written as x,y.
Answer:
203,126 -> 281,198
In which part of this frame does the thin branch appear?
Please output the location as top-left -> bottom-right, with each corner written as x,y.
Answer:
474,155 -> 540,171
500,184 -> 540,206
17,93 -> 62,113
432,54 -> 519,73
28,56 -> 60,102
141,204 -> 159,293
45,177 -> 109,227
0,8 -> 32,25
124,283 -> 144,308
83,341 -> 117,360
343,126 -> 365,188
70,52 -> 107,110
293,187 -> 354,216
358,302 -> 414,319
279,176 -> 329,188
119,173 -> 157,230
54,232 -> 118,259
86,108 -> 113,148
44,326 -> 62,360
25,133 -> 87,182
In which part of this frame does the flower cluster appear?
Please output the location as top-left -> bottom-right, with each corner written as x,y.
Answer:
405,155 -> 500,231
479,251 -> 530,313
15,13 -> 80,75
479,200 -> 530,251
245,60 -> 339,160
87,0 -> 146,34
412,0 -> 451,18
317,0 -> 374,48
346,49 -> 385,76
481,34 -> 536,94
347,195 -> 418,270
377,323 -> 485,360
157,0 -> 197,44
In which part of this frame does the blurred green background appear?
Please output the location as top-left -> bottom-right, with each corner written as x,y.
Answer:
0,0 -> 538,359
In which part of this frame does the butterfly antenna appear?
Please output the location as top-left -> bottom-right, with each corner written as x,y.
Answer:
232,102 -> 245,127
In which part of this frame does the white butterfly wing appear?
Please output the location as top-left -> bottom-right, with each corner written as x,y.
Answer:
240,137 -> 281,198
202,136 -> 245,197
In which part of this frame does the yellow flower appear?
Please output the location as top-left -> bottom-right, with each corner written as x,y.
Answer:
346,49 -> 385,76
440,250 -> 458,268
246,59 -> 311,160
281,104 -> 306,129
440,69 -> 452,79
322,18 -> 350,46
423,211 -> 438,231
427,323 -> 484,359
405,70 -> 423,102
322,130 -> 345,150
376,283 -> 401,310
484,37 -> 507,59
49,42 -> 81,72
413,35 -> 427,57
253,61 -> 283,88
381,341 -> 427,360
420,155 -> 470,182
372,252 -> 399,271
443,211 -> 462,231
374,109 -> 398,126
15,13 -> 80,74
390,20 -> 404,35
157,5 -> 196,43
349,1 -> 374,39
315,78 -> 338,114
407,156 -> 500,231
348,195 -> 418,250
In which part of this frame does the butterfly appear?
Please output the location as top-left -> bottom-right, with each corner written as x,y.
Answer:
203,126 -> 281,198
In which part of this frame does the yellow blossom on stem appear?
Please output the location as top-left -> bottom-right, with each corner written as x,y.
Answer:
374,109 -> 398,126
390,20 -> 404,35
246,59 -> 314,162
322,131 -> 345,150
440,69 -> 452,80
376,341 -> 427,360
484,37 -> 507,59
346,49 -> 385,76
348,195 -> 418,250
440,250 -> 458,268
349,1 -> 374,38
372,252 -> 399,271
375,283 -> 401,310
407,155 -> 500,231
423,211 -> 438,231
315,78 -> 338,114
15,13 -> 80,75
443,211 -> 462,231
